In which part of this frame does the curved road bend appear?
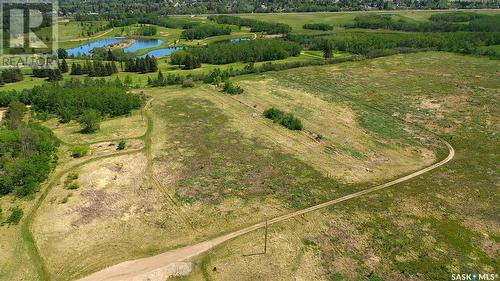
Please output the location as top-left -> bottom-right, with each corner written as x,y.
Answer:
77,141 -> 455,281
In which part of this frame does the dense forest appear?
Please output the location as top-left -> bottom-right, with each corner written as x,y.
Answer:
0,79 -> 142,123
181,24 -> 232,40
0,101 -> 59,197
208,15 -> 292,34
58,0 -> 500,16
288,31 -> 500,58
173,39 -> 301,65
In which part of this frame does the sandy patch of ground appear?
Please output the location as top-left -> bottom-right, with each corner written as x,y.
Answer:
0,107 -> 6,121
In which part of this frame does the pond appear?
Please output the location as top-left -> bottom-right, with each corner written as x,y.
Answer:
67,38 -> 126,57
67,38 -> 165,57
124,39 -> 164,53
139,47 -> 183,58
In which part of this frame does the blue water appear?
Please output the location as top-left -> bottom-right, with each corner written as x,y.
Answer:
67,38 -> 126,57
139,47 -> 183,58
124,39 -> 164,53
67,38 -> 165,57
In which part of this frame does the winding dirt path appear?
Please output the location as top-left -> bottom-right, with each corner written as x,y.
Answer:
77,141 -> 455,281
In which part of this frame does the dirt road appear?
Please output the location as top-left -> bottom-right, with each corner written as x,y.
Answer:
77,141 -> 455,281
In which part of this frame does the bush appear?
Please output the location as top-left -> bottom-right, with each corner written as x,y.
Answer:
6,207 -> 23,225
117,140 -> 126,150
79,109 -> 101,133
222,81 -> 244,95
66,182 -> 80,190
71,145 -> 89,158
263,107 -> 303,131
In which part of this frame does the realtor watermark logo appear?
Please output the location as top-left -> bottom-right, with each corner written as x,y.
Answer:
451,273 -> 498,280
0,0 -> 58,69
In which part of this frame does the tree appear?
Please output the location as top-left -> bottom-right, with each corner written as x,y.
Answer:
79,109 -> 101,133
57,48 -> 68,59
5,99 -> 26,130
60,59 -> 69,73
322,39 -> 334,59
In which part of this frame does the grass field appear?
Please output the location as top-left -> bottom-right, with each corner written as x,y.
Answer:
184,51 -> 499,281
0,7 -> 499,280
1,50 -> 444,280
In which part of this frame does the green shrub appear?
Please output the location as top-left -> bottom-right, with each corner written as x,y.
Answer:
279,113 -> 303,131
263,107 -> 303,131
71,145 -> 89,158
79,109 -> 101,133
6,207 -> 23,225
117,140 -> 126,150
263,107 -> 284,121
222,81 -> 244,95
66,182 -> 80,190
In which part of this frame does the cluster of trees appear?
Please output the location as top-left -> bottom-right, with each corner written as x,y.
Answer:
0,69 -> 23,86
176,39 -> 301,65
70,61 -> 119,77
92,48 -> 129,61
208,15 -> 292,34
222,81 -> 244,95
0,78 -> 142,125
32,68 -> 64,81
351,13 -> 500,32
124,56 -> 158,73
170,51 -> 201,69
303,23 -> 333,31
137,25 -> 157,36
263,107 -> 303,131
0,100 -> 59,196
288,31 -> 500,57
429,12 -> 487,22
181,24 -> 232,40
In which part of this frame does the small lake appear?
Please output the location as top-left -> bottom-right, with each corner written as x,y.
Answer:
139,47 -> 183,58
67,38 -> 126,57
67,38 -> 165,57
124,39 -> 164,53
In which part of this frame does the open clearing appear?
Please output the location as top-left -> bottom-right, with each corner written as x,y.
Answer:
180,52 -> 499,281
20,50 -> 479,281
20,50 -> 450,280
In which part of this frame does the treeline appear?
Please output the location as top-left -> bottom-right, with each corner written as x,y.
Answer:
0,69 -> 23,86
287,31 -> 500,58
70,60 -> 119,76
181,24 -> 231,40
175,39 -> 301,65
124,56 -> 158,73
32,68 -> 64,81
0,79 -> 142,124
429,12 -> 487,22
149,55 -> 357,88
60,0 -> 500,17
303,23 -> 333,31
208,15 -> 292,34
103,14 -> 201,29
351,13 -> 500,32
